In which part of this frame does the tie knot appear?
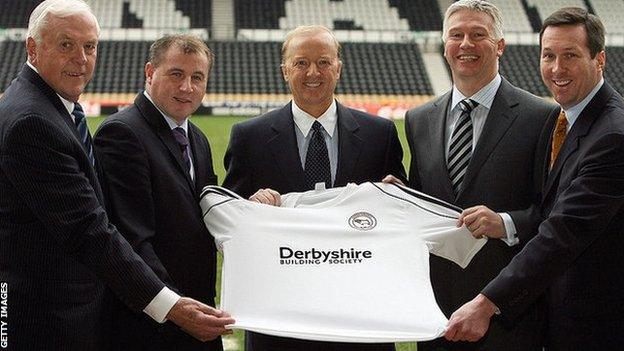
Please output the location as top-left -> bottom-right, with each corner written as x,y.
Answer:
172,127 -> 189,147
459,99 -> 478,113
72,103 -> 85,125
557,110 -> 568,126
311,121 -> 324,133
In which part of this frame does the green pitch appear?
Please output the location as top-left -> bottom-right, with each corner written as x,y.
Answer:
88,115 -> 416,351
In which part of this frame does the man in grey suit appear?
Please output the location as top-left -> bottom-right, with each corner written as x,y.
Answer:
388,1 -> 557,350
445,7 -> 624,350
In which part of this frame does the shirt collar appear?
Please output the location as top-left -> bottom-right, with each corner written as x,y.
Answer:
27,61 -> 75,116
451,73 -> 502,111
143,91 -> 189,133
561,78 -> 604,128
292,99 -> 337,137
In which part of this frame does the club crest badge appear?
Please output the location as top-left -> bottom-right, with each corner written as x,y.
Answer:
348,212 -> 377,231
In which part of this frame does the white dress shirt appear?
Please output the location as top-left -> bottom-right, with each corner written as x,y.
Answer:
292,100 -> 339,186
561,78 -> 604,131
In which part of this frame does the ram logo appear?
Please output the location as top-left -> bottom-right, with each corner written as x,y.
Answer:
348,212 -> 377,231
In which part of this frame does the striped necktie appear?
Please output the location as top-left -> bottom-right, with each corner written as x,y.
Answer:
72,103 -> 95,167
448,99 -> 478,196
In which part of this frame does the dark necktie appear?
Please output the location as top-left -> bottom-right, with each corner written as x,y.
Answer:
304,121 -> 331,190
72,103 -> 95,167
448,99 -> 478,196
171,127 -> 191,173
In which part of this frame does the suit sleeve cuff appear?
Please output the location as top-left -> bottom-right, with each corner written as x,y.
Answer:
499,212 -> 519,246
143,287 -> 180,323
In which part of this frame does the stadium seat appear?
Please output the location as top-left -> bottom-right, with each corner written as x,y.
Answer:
590,0 -> 624,35
527,0 -> 587,24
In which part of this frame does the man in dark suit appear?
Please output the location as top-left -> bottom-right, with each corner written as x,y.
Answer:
445,7 -> 624,350
93,35 -> 230,350
0,2 -> 232,350
222,25 -> 405,351
388,1 -> 557,350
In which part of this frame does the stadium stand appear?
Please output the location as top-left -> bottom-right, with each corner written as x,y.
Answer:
389,0 -> 443,31
0,0 -> 39,28
521,1 -> 543,33
527,0 -> 587,24
591,0 -> 624,35
209,41 -> 287,94
20,39 -> 430,96
0,41 -> 25,91
340,42 -> 431,95
90,0 -> 124,28
489,0 -> 532,33
499,45 -> 548,97
122,1 -> 143,29
605,47 -> 624,92
88,41 -> 151,93
3,0 -> 624,116
174,0 -> 212,28
280,0 -> 410,31
127,0 -> 190,29
235,0 -> 286,29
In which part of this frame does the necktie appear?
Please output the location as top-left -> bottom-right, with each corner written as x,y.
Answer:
550,110 -> 568,169
72,103 -> 95,167
304,121 -> 331,190
448,99 -> 478,196
171,127 -> 191,173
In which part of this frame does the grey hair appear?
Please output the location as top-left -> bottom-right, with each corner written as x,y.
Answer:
281,25 -> 341,64
27,0 -> 100,44
442,0 -> 504,42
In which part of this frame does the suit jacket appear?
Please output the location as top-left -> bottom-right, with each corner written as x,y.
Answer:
405,78 -> 557,350
93,93 -> 222,350
222,101 -> 405,351
0,66 -> 164,350
483,82 -> 624,351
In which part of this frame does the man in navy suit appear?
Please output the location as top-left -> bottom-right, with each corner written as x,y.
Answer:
445,7 -> 624,350
94,34 -> 231,350
222,25 -> 405,351
0,1 -> 232,350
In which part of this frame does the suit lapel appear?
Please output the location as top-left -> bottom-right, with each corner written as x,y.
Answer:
542,83 -> 614,201
267,103 -> 307,190
458,79 -> 518,198
429,92 -> 456,201
188,124 -> 206,192
334,104 -> 362,186
539,109 -> 560,196
135,93 -> 196,192
22,65 -> 84,147
21,64 -> 105,202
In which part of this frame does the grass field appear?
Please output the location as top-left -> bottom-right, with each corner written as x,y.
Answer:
88,115 -> 417,351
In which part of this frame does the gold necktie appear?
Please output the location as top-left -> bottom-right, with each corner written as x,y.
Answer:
550,110 -> 568,169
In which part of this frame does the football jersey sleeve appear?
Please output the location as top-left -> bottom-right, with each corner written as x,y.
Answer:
418,219 -> 486,269
382,183 -> 487,269
200,186 -> 243,250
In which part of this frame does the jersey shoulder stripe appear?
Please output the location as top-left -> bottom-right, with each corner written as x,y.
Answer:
371,183 -> 462,219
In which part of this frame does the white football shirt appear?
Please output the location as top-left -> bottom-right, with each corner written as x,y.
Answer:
200,182 -> 486,343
